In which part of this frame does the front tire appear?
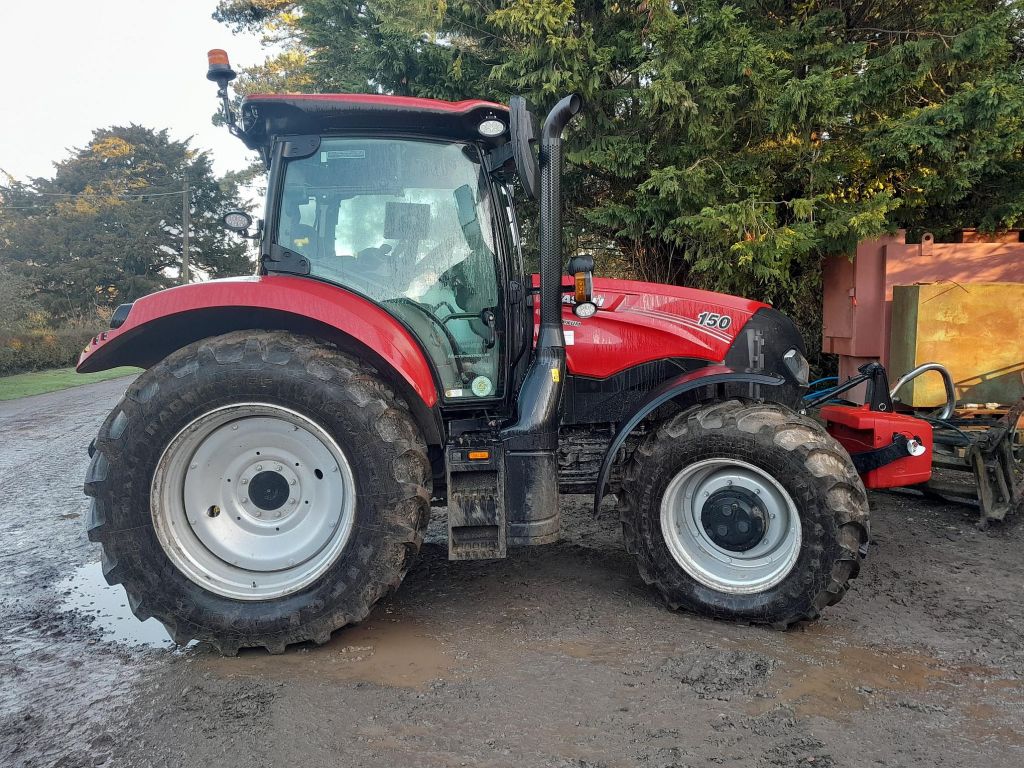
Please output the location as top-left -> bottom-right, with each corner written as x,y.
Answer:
84,331 -> 430,654
619,400 -> 869,627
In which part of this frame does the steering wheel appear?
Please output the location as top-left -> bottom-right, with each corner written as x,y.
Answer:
382,298 -> 471,376
354,243 -> 393,271
410,234 -> 468,283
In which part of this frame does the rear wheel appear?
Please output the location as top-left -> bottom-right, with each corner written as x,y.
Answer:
85,331 -> 430,654
619,400 -> 869,627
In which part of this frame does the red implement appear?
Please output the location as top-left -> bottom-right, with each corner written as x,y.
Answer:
822,404 -> 933,489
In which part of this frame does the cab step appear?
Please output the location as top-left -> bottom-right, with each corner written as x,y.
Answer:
446,443 -> 506,560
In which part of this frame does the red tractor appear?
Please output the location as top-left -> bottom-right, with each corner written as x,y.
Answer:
80,51 -> 875,655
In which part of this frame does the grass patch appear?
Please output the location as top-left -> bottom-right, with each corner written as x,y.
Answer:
0,366 -> 141,401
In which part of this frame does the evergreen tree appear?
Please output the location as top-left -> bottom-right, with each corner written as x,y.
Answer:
215,0 -> 1024,318
0,126 -> 252,320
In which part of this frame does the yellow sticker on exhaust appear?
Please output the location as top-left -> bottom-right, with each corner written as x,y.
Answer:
550,368 -> 560,383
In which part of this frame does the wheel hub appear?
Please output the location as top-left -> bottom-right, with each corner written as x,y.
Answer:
236,459 -> 302,519
700,487 -> 767,552
248,470 -> 291,511
151,404 -> 357,601
659,459 -> 802,594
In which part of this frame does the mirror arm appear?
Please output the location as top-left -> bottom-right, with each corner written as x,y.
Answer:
484,143 -> 515,174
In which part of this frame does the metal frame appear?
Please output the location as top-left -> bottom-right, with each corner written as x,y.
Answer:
919,399 -> 1024,526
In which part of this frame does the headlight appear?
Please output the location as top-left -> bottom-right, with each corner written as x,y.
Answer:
477,118 -> 506,137
783,348 -> 809,386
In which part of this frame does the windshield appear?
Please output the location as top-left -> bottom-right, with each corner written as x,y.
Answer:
275,137 -> 504,401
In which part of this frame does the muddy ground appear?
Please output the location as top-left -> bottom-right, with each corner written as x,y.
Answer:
1,377 -> 1021,768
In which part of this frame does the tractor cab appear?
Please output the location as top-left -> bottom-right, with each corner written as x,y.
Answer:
205,61 -> 586,560
239,95 -> 522,406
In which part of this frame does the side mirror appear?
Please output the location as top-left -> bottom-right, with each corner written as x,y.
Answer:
508,96 -> 540,200
222,210 -> 254,236
566,254 -> 596,318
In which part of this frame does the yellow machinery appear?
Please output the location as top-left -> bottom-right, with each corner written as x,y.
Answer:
889,282 -> 1023,524
890,282 -> 1024,408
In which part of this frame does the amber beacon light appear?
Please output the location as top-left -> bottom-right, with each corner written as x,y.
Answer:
207,49 -> 237,83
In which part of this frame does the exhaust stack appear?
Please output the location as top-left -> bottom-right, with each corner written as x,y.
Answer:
501,94 -> 581,545
538,94 -> 582,347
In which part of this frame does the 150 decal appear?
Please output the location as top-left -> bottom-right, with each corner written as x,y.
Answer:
696,312 -> 732,330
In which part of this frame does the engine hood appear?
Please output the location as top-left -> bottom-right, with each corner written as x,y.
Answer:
532,275 -> 772,379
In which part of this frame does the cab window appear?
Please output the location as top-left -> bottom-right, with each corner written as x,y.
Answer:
276,138 -> 504,401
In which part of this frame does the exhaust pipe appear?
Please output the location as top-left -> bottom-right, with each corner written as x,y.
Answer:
504,93 -> 581,440
538,94 -> 582,347
502,94 -> 581,545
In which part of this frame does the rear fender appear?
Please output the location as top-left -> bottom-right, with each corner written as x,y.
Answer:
593,365 -> 785,513
78,276 -> 443,443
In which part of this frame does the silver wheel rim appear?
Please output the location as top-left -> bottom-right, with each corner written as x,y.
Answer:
659,458 -> 802,594
151,403 -> 356,601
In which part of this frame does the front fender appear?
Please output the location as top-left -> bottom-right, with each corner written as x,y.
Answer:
593,365 -> 785,513
78,275 -> 440,411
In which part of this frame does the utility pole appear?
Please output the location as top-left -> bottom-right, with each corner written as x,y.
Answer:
181,180 -> 191,284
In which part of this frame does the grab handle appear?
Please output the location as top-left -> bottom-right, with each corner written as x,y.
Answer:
890,362 -> 957,420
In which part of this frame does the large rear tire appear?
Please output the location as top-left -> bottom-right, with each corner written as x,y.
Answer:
619,400 -> 869,627
84,331 -> 430,654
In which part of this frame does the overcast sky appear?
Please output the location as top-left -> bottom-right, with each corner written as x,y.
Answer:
0,0 -> 270,182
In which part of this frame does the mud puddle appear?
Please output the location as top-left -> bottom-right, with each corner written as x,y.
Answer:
58,560 -> 180,649
1,563 -> 167,768
742,625 -> 1024,730
544,624 -> 1024,735
201,616 -> 456,689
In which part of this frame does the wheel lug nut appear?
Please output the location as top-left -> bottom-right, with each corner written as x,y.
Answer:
276,464 -> 283,472
256,465 -> 263,472
241,478 -> 248,485
290,479 -> 297,486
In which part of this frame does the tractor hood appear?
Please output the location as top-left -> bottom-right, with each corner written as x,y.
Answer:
532,275 -> 797,380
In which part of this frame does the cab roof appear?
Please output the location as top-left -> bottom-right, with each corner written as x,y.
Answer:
238,93 -> 510,155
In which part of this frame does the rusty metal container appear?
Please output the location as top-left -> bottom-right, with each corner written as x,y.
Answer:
889,283 -> 1024,407
822,230 -> 1024,388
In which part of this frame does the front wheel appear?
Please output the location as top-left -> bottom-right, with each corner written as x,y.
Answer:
619,400 -> 869,627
